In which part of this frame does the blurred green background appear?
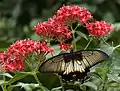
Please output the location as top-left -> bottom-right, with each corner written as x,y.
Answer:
1,0 -> 120,91
0,0 -> 120,52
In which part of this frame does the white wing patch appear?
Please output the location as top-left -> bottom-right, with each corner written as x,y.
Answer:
63,60 -> 85,75
63,61 -> 73,75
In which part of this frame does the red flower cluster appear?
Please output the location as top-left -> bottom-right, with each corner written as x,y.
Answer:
59,42 -> 72,51
33,17 -> 72,41
86,21 -> 114,36
0,52 -> 7,64
0,39 -> 53,72
0,52 -> 24,72
33,21 -> 54,40
8,39 -> 53,56
33,5 -> 92,51
56,5 -> 92,24
33,5 -> 92,41
4,55 -> 24,71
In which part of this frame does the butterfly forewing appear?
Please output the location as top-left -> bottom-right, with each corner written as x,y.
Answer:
39,50 -> 108,75
39,55 -> 66,73
79,50 -> 108,68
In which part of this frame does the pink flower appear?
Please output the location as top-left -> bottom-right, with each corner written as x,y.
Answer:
56,5 -> 92,24
86,21 -> 114,36
8,39 -> 53,56
59,42 -> 72,51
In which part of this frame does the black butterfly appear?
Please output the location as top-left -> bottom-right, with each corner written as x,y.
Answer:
39,50 -> 108,81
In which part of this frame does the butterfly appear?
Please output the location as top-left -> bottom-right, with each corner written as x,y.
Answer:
39,50 -> 108,81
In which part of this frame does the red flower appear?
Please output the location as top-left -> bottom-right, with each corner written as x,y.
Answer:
3,55 -> 24,71
0,52 -> 8,72
59,42 -> 72,51
40,40 -> 54,53
56,5 -> 92,24
33,5 -> 92,41
2,39 -> 54,72
8,39 -> 53,56
0,52 -> 7,64
33,21 -> 54,40
86,21 -> 114,36
33,17 -> 72,41
0,52 -> 24,72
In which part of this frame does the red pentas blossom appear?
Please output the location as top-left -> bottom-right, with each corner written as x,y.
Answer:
0,52 -> 7,64
7,39 -> 53,56
0,52 -> 8,72
0,52 -> 24,72
59,41 -> 72,51
0,39 -> 53,72
48,17 -> 72,41
56,5 -> 92,24
39,40 -> 54,53
33,21 -> 54,40
33,17 -> 72,41
4,55 -> 24,72
86,21 -> 114,36
33,5 -> 92,42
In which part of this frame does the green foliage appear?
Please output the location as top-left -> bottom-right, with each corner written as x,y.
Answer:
1,0 -> 120,91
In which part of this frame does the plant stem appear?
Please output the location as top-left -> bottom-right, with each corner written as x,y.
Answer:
24,56 -> 33,70
84,39 -> 92,50
35,53 -> 47,71
70,24 -> 80,51
33,73 -> 42,86
101,38 -> 110,47
114,44 -> 120,49
102,81 -> 106,91
59,76 -> 65,91
71,26 -> 77,51
1,74 -> 7,91
74,23 -> 80,31
24,56 -> 42,87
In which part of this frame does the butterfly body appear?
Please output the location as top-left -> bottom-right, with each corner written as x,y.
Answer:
39,50 -> 108,81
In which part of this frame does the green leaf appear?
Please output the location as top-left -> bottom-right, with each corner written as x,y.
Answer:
75,31 -> 88,40
88,72 -> 102,80
51,86 -> 62,91
95,68 -> 102,72
8,73 -> 29,85
107,74 -> 120,83
14,82 -> 39,91
83,82 -> 97,91
40,86 -> 50,91
7,85 -> 15,91
0,73 -> 13,78
13,82 -> 49,91
0,80 -> 5,85
100,44 -> 114,56
113,23 -> 120,29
